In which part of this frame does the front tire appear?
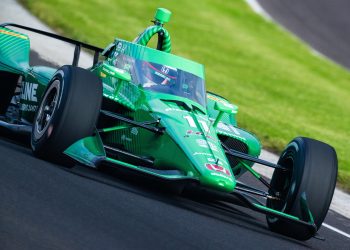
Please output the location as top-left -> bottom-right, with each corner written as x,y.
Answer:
31,65 -> 102,166
266,137 -> 337,240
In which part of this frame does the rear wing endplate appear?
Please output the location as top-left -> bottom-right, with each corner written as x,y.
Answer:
0,23 -> 104,67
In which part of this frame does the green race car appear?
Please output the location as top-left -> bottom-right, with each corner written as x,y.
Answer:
0,8 -> 337,241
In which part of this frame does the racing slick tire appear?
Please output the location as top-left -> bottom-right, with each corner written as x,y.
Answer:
266,137 -> 337,241
31,65 -> 102,166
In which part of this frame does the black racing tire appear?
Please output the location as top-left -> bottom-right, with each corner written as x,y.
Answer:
266,137 -> 337,241
31,65 -> 102,166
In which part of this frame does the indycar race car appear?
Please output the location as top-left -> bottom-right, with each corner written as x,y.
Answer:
0,8 -> 337,241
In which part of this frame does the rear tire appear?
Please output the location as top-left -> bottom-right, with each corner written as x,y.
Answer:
267,137 -> 337,240
31,65 -> 102,166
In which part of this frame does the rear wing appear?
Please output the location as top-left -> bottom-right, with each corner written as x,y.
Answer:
0,23 -> 104,67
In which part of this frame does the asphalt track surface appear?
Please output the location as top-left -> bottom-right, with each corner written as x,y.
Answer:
257,0 -> 350,69
0,53 -> 349,249
1,130 -> 350,250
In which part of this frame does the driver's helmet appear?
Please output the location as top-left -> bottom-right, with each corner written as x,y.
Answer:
142,61 -> 178,86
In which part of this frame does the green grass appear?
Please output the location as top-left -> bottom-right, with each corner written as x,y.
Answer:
20,0 -> 350,191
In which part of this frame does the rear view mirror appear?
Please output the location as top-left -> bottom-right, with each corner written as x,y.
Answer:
214,101 -> 237,114
213,101 -> 238,128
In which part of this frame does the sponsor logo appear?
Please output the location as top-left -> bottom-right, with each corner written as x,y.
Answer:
21,82 -> 38,102
116,42 -> 127,53
205,163 -> 231,176
193,152 -> 212,156
186,130 -> 213,140
20,104 -> 37,112
217,121 -> 241,136
165,108 -> 184,112
131,127 -> 138,135
196,139 -> 208,148
117,42 -> 123,50
161,66 -> 170,74
195,139 -> 218,152
210,172 -> 233,181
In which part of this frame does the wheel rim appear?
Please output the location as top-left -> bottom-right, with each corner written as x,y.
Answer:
276,156 -> 293,209
267,153 -> 294,222
33,79 -> 60,140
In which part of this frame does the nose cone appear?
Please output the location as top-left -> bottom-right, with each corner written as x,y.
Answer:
152,100 -> 236,192
201,163 -> 236,192
177,132 -> 236,192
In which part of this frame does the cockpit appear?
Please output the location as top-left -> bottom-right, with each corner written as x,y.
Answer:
133,60 -> 206,107
111,40 -> 206,108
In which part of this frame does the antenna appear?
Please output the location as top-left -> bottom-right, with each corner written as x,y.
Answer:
153,8 -> 172,26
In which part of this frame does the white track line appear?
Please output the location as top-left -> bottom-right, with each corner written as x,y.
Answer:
245,0 -> 272,21
323,223 -> 350,239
